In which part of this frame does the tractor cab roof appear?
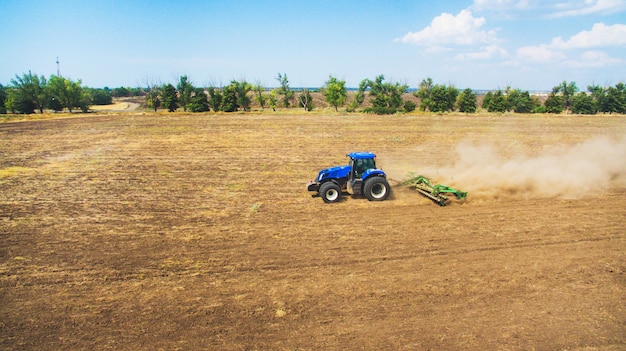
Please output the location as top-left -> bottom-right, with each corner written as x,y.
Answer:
347,152 -> 376,160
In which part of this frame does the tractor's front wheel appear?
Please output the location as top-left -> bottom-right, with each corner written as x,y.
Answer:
364,177 -> 390,201
319,182 -> 342,203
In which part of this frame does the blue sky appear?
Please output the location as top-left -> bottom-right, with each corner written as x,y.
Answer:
1,0 -> 625,90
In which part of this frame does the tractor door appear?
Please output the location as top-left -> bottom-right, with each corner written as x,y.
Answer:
347,157 -> 366,196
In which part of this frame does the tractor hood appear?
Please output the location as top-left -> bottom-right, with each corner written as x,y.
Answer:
316,165 -> 350,182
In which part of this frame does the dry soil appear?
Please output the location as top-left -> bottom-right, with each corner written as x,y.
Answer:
1,111 -> 625,350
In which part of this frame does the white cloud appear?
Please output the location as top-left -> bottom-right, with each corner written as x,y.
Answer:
396,10 -> 498,47
471,0 -> 530,12
550,23 -> 626,49
455,45 -> 509,60
565,50 -> 624,67
514,22 -> 626,66
424,46 -> 454,54
516,45 -> 567,62
550,0 -> 626,17
471,0 -> 626,18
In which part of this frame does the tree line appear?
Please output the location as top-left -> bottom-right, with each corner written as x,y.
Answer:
0,71 -> 115,114
2,71 -> 625,115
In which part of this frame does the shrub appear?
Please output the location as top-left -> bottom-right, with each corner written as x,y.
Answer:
404,100 -> 416,112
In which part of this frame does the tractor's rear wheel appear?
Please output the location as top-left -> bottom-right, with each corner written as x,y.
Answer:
319,182 -> 342,203
364,177 -> 390,201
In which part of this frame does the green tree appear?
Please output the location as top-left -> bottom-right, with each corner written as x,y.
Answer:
218,80 -> 252,112
145,87 -> 161,112
252,83 -> 267,109
321,76 -> 347,112
554,81 -> 578,113
221,83 -> 238,112
143,79 -> 161,112
177,75 -> 193,112
189,88 -> 209,112
4,89 -> 18,113
48,94 -> 63,112
505,87 -> 518,112
429,84 -> 458,112
571,92 -> 595,114
4,90 -> 16,113
506,88 -> 534,113
298,88 -> 314,111
33,73 -> 49,113
605,83 -> 626,113
234,80 -> 252,111
530,96 -> 543,113
7,86 -> 35,114
544,89 -> 564,113
79,90 -> 93,112
0,84 -> 7,114
276,73 -> 294,108
516,91 -> 535,113
47,75 -> 84,113
484,90 -> 507,113
112,87 -> 131,97
457,88 -> 477,113
587,84 -> 605,113
10,71 -> 48,113
89,88 -> 112,105
361,75 -> 407,114
404,100 -> 416,112
268,90 -> 278,111
347,80 -> 367,112
161,83 -> 178,112
415,77 -> 434,111
207,87 -> 222,112
131,87 -> 145,96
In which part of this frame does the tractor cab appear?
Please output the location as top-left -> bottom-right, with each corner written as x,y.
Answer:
346,152 -> 378,196
350,154 -> 377,179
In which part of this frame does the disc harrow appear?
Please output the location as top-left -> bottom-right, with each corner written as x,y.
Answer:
402,175 -> 467,206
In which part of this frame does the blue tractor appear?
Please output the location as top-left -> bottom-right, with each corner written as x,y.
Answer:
307,152 -> 391,203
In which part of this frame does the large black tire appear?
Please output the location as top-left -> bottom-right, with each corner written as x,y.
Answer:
319,182 -> 342,203
364,177 -> 390,201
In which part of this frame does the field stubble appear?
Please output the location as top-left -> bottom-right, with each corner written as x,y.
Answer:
0,111 -> 625,350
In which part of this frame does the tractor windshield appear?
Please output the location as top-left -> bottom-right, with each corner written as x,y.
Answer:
353,158 -> 376,178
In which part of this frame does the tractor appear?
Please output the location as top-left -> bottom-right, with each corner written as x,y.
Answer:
307,152 -> 391,203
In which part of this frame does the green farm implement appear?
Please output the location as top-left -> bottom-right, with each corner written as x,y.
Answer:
402,175 -> 467,206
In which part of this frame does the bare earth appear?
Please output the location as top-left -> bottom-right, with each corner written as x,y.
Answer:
90,99 -> 140,112
0,111 -> 625,350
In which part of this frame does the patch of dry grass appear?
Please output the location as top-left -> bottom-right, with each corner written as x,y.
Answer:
0,166 -> 33,178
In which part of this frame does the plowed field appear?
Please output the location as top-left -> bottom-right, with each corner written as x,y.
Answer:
1,112 -> 625,350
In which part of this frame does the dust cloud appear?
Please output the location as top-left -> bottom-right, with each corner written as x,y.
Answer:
389,137 -> 626,201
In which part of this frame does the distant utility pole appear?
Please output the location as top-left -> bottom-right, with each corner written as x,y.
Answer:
56,56 -> 60,76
